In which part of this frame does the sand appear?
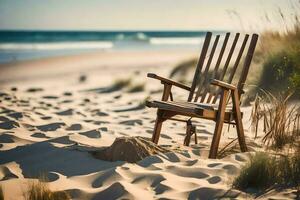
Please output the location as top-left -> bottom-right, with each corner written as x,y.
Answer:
0,49 -> 297,200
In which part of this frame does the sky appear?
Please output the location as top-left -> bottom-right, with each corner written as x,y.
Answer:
0,0 -> 299,31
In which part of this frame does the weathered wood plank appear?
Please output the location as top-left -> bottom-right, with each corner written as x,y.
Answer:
188,32 -> 212,102
237,34 -> 259,97
194,35 -> 220,102
152,83 -> 172,144
205,33 -> 230,104
212,33 -> 240,104
209,89 -> 229,158
227,34 -> 249,84
232,89 -> 248,152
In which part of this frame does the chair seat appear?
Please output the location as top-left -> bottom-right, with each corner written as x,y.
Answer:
146,100 -> 235,121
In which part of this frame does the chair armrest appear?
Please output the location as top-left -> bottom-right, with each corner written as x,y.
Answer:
210,79 -> 236,90
147,73 -> 191,91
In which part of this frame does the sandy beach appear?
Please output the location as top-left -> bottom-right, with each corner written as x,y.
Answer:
0,50 -> 298,200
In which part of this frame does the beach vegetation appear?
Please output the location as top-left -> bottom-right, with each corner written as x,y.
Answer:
24,179 -> 70,200
233,152 -> 278,190
250,91 -> 300,149
256,25 -> 300,99
111,78 -> 132,90
169,58 -> 197,84
233,151 -> 300,192
127,82 -> 145,93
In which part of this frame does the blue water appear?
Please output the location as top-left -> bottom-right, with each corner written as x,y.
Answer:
0,31 -> 219,63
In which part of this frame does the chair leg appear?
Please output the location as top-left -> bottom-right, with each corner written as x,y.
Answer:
232,90 -> 248,152
209,90 -> 229,159
152,109 -> 164,144
209,116 -> 225,158
184,121 -> 192,146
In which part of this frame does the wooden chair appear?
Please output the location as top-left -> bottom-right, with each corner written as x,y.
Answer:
146,32 -> 259,159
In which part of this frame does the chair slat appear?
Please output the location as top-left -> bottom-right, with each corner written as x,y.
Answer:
188,32 -> 212,102
237,34 -> 259,97
227,34 -> 249,84
194,35 -> 220,102
212,33 -> 240,104
218,33 -> 240,81
204,33 -> 230,104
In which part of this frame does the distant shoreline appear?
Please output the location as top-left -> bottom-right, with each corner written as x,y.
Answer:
0,49 -> 197,86
0,30 -> 224,63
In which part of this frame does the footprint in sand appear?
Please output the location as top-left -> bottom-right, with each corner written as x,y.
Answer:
189,187 -> 240,199
207,176 -> 222,184
66,124 -> 82,131
0,166 -> 18,181
92,182 -> 129,200
42,95 -> 59,99
7,112 -> 23,120
0,133 -> 14,143
160,134 -> 172,139
0,120 -> 19,130
41,116 -> 52,120
92,169 -> 123,188
166,165 -> 209,179
93,121 -> 109,125
153,183 -> 172,195
36,122 -> 65,132
55,109 -> 74,116
222,164 -> 239,175
90,109 -> 109,117
120,119 -> 143,126
31,132 -> 50,139
26,87 -> 44,92
99,127 -> 108,132
60,100 -> 73,104
0,92 -> 9,97
63,92 -> 72,96
79,129 -> 101,138
235,154 -> 247,162
50,136 -> 76,145
45,172 -> 60,182
207,163 -> 222,168
0,116 -> 10,122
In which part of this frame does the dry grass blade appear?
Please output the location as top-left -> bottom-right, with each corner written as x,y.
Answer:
233,150 -> 300,192
250,90 -> 300,149
217,138 -> 238,158
24,179 -> 70,200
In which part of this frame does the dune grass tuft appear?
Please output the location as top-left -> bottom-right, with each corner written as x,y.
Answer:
127,83 -> 145,93
112,78 -> 132,90
24,180 -> 70,200
254,9 -> 300,99
169,58 -> 197,84
233,150 -> 300,192
233,152 -> 278,191
251,91 -> 300,149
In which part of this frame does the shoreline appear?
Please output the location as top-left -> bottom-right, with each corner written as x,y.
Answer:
0,49 -> 198,87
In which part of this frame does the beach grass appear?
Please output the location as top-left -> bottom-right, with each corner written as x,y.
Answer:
24,180 -> 70,200
169,58 -> 197,84
250,91 -> 300,149
112,78 -> 132,90
233,151 -> 300,192
233,152 -> 278,191
127,82 -> 145,93
256,27 -> 300,99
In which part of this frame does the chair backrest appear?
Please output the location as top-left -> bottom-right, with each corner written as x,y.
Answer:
187,32 -> 258,104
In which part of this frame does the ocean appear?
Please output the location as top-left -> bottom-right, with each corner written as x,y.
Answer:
0,31 -> 219,64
